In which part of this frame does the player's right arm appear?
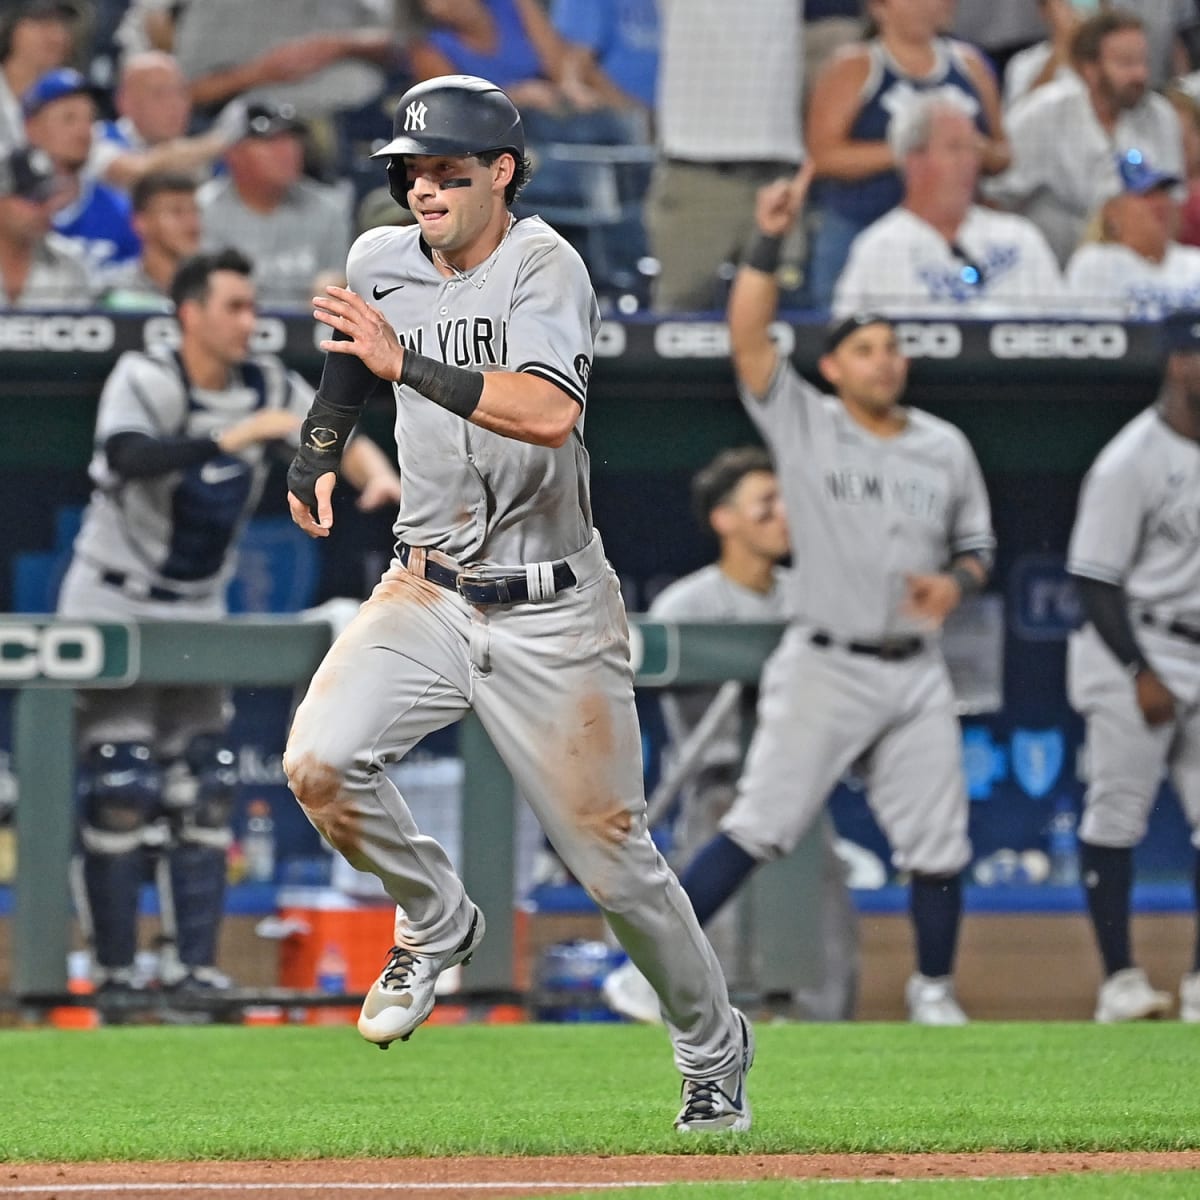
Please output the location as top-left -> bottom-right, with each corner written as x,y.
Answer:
727,164 -> 813,399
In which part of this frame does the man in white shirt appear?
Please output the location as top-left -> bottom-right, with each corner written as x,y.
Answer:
1066,151 -> 1200,319
833,94 -> 1062,318
985,8 -> 1184,266
0,0 -> 78,151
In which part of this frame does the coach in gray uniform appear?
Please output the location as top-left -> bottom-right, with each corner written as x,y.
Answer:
1066,310 -> 1200,1025
58,249 -> 399,1001
282,75 -> 753,1133
604,447 -> 859,1024
672,165 -> 995,1027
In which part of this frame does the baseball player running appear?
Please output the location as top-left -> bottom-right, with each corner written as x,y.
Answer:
663,166 -> 995,1026
1066,310 -> 1200,1024
282,75 -> 752,1133
604,447 -> 859,1023
57,248 -> 399,1002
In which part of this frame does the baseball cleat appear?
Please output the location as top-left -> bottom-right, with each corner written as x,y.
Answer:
602,959 -> 662,1024
675,1008 -> 754,1133
358,905 -> 485,1048
1094,967 -> 1170,1023
1180,972 -> 1200,1023
905,973 -> 969,1026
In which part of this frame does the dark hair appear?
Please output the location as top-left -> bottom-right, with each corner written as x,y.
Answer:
169,248 -> 253,311
690,446 -> 775,532
1071,8 -> 1145,66
131,170 -> 196,214
476,149 -> 532,206
0,2 -> 78,64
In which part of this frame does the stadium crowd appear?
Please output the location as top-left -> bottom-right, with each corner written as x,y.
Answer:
4,0 -> 1200,316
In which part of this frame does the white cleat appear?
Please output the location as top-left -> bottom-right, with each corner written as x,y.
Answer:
905,973 -> 969,1026
601,959 -> 663,1024
675,1008 -> 755,1133
1094,967 -> 1171,1024
1180,972 -> 1200,1023
358,905 -> 485,1048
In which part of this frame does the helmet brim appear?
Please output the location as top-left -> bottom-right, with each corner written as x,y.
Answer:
371,136 -> 521,160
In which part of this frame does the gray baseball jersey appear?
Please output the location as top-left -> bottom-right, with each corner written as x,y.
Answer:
720,359 -> 994,877
348,216 -> 597,566
197,176 -> 352,310
62,344 -> 311,606
744,364 -> 995,640
1068,404 -> 1200,849
287,214 -> 743,1083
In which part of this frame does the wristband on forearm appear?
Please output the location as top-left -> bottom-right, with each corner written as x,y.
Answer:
287,392 -> 359,509
949,562 -> 983,597
743,232 -> 783,275
399,350 -> 484,419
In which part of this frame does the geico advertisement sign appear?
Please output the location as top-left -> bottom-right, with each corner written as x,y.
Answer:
990,323 -> 1127,358
0,623 -> 107,682
653,322 -> 795,358
0,315 -> 115,351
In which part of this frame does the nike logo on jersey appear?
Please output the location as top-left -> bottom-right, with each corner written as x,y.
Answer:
372,283 -> 405,300
200,461 -> 247,485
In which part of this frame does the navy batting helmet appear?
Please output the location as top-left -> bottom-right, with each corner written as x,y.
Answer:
373,75 -> 525,209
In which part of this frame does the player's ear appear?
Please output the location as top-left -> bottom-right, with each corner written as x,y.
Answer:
492,151 -> 516,194
709,504 -> 736,539
817,351 -> 840,388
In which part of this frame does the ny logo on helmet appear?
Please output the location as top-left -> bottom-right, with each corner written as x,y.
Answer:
405,101 -> 428,132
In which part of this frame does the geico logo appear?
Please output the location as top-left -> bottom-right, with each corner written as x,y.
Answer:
991,323 -> 1127,359
594,321 -> 627,358
894,322 -> 962,359
655,322 -> 730,358
250,318 -> 286,353
0,624 -> 105,682
143,316 -> 180,350
0,315 -> 114,352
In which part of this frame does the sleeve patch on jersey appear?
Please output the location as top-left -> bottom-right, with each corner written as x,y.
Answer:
574,354 -> 592,388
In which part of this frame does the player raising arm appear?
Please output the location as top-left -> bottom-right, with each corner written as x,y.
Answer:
281,75 -> 752,1134
628,163 -> 996,1025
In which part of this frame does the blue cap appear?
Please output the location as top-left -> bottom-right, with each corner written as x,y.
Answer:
22,67 -> 92,118
1162,309 -> 1200,354
1117,149 -> 1180,196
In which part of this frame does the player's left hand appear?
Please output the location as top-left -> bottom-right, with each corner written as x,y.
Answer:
314,286 -> 405,382
355,471 -> 403,512
902,572 -> 961,627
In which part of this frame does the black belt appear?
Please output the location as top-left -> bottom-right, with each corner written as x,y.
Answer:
810,630 -> 925,662
397,543 -> 576,606
1141,612 -> 1200,645
100,570 -> 188,603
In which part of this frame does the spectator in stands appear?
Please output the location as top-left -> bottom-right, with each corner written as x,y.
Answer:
833,95 -> 1062,317
805,0 -> 1010,310
23,67 -> 140,279
1064,152 -> 1200,319
88,52 -> 248,193
0,141 -> 92,307
0,0 -> 80,150
196,102 -> 351,310
949,0 -> 1045,77
100,171 -> 200,310
172,0 -> 398,121
551,0 -> 659,139
1006,2 -> 1197,112
1165,81 -> 1200,248
1003,0 -> 1086,111
985,9 -> 1185,266
648,0 -> 803,312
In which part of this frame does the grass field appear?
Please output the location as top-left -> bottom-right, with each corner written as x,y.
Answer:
3,1021 -> 1200,1162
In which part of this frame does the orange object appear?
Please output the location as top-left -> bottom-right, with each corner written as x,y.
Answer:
48,976 -> 100,1030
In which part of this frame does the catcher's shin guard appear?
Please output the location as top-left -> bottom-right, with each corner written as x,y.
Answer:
76,741 -> 160,970
159,735 -> 236,972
